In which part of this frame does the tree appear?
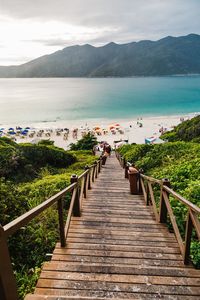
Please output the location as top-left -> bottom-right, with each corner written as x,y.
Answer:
70,133 -> 97,150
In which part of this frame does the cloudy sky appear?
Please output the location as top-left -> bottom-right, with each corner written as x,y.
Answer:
0,0 -> 200,65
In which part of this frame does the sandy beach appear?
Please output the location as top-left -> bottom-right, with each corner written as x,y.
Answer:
0,114 -> 196,149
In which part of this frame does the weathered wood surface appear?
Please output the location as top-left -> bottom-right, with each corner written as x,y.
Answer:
26,154 -> 200,299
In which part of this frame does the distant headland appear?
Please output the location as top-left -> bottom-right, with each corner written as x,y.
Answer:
0,33 -> 200,78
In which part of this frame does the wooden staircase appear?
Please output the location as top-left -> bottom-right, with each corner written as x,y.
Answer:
26,154 -> 200,299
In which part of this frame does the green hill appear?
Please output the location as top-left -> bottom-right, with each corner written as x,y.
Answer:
161,115 -> 200,142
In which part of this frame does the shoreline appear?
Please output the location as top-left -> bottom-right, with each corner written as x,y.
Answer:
1,113 -> 198,149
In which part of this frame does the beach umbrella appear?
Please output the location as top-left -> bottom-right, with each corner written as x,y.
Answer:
25,127 -> 30,129
9,128 -> 14,131
0,127 -> 4,130
8,131 -> 16,135
21,131 -> 28,135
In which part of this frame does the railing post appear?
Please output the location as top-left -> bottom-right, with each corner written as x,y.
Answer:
94,161 -> 98,179
184,210 -> 193,265
138,169 -> 143,194
0,226 -> 18,300
159,178 -> 170,223
122,157 -> 126,169
92,164 -> 95,182
98,158 -> 101,173
125,163 -> 129,178
84,166 -> 89,198
57,197 -> 66,247
128,167 -> 139,195
146,182 -> 150,206
70,175 -> 81,217
87,167 -> 92,190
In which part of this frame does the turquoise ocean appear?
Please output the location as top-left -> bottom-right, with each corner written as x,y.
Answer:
0,76 -> 200,125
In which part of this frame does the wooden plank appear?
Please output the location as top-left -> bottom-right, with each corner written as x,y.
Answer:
82,213 -> 154,220
26,294 -> 200,300
68,228 -> 174,237
66,237 -> 180,248
35,280 -> 200,295
51,254 -> 185,267
67,232 -> 177,242
82,208 -> 154,215
39,270 -> 200,286
69,223 -> 169,231
52,248 -> 183,260
55,242 -> 181,254
42,262 -> 200,277
69,225 -> 172,233
71,216 -> 157,224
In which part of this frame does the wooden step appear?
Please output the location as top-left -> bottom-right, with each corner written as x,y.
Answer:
26,154 -> 200,300
26,294 -> 200,300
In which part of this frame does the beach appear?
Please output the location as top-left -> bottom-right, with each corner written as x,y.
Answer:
0,114 -> 195,149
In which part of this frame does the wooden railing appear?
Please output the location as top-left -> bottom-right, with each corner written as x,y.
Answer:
116,153 -> 200,266
0,158 -> 102,300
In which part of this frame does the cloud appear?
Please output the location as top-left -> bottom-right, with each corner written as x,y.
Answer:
0,0 -> 200,64
1,0 -> 200,32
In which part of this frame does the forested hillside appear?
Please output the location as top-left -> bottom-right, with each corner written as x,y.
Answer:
1,34 -> 200,77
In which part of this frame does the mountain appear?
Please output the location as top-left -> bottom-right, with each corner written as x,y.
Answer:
1,34 -> 200,77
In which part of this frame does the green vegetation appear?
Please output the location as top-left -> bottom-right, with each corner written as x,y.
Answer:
0,138 -> 97,299
70,132 -> 97,150
161,115 -> 200,142
117,141 -> 200,267
0,138 -> 76,182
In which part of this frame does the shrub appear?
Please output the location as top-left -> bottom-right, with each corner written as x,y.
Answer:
70,133 -> 97,150
19,144 -> 76,169
161,115 -> 200,142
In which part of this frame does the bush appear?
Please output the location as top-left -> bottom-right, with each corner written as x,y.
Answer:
0,144 -> 20,177
19,144 -> 76,169
0,138 -> 77,181
117,144 -> 152,166
70,133 -> 97,150
161,115 -> 200,142
0,179 -> 28,225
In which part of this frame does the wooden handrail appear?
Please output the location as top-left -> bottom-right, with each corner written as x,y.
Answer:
3,182 -> 77,238
0,157 -> 102,300
140,173 -> 162,185
140,171 -> 200,265
64,187 -> 78,238
163,185 -> 200,214
116,153 -> 200,265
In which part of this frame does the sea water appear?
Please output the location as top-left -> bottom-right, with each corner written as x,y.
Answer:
0,76 -> 200,125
